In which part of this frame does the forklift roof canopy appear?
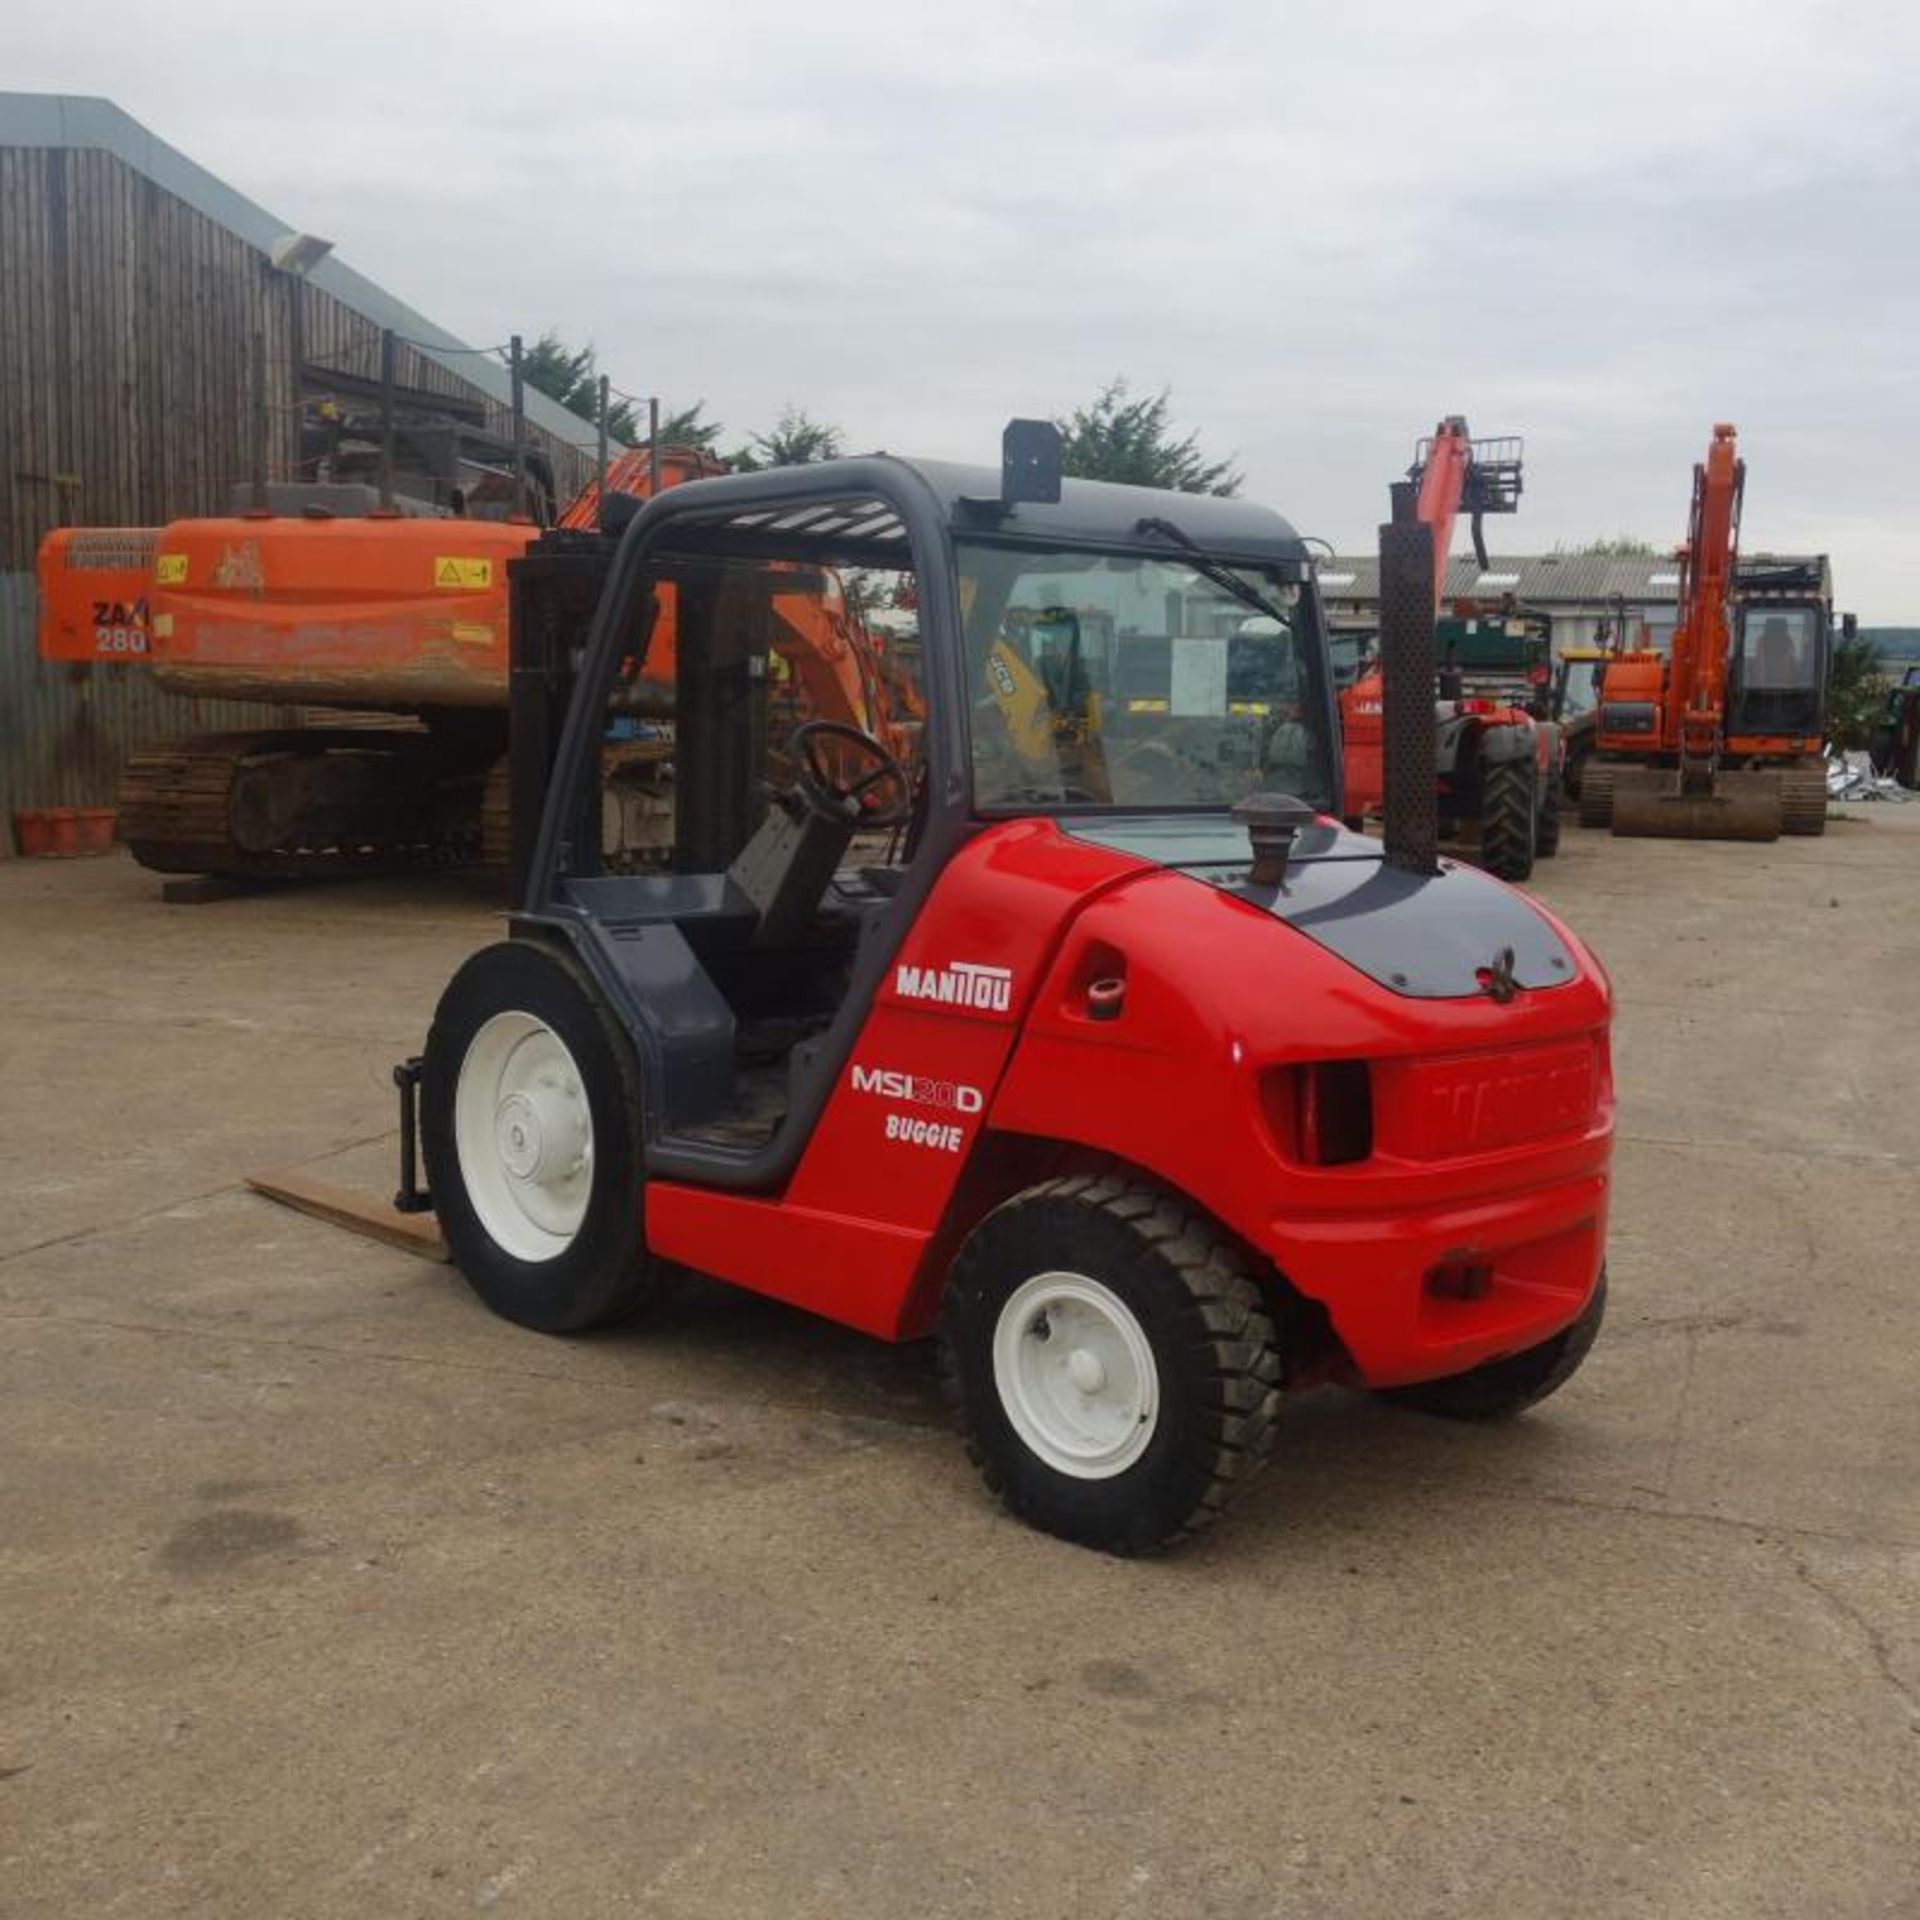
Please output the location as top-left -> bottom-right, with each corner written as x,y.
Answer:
636,456 -> 1312,574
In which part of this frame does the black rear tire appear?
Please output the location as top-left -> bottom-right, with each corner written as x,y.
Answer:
1478,758 -> 1537,882
1536,772 -> 1563,857
938,1176 -> 1281,1553
420,939 -> 660,1333
1376,1270 -> 1607,1421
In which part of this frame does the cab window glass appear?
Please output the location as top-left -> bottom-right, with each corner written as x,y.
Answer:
958,543 -> 1331,811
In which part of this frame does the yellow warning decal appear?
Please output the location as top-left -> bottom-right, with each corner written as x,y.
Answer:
155,554 -> 189,585
152,613 -> 174,638
1229,701 -> 1271,716
434,557 -> 493,590
1126,697 -> 1170,714
450,622 -> 496,647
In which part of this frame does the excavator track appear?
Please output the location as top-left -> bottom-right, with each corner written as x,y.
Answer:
1778,760 -> 1829,836
476,739 -> 674,876
118,731 -> 489,879
480,755 -> 512,870
1578,765 -> 1616,829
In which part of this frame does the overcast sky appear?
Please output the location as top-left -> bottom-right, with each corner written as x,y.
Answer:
16,0 -> 1920,617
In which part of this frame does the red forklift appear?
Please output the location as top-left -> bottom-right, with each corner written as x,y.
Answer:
403,424 -> 1614,1552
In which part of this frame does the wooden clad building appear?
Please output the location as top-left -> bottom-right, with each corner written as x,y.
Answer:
0,92 -> 599,847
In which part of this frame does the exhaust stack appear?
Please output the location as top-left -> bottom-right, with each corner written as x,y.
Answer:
1378,481 -> 1439,877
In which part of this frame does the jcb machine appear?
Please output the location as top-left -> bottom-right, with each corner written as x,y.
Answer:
1582,424 -> 1830,839
1340,419 -> 1559,881
404,424 -> 1614,1552
1550,644 -> 1612,801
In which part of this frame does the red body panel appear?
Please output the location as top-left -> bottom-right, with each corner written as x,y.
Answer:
35,528 -> 159,661
144,516 -> 537,708
645,822 -> 1612,1385
1341,671 -> 1548,820
644,823 -> 1141,1335
1340,674 -> 1385,817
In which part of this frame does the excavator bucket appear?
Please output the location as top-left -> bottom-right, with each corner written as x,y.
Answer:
1609,766 -> 1782,841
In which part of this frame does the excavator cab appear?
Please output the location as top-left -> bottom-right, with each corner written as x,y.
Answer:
1726,601 -> 1828,741
408,425 -> 1614,1552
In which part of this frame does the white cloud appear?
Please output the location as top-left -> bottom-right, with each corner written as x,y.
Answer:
12,0 -> 1919,614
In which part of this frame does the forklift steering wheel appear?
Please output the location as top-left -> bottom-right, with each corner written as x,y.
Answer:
790,720 -> 914,828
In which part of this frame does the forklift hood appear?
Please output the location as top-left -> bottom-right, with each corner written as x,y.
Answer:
1063,815 -> 1577,1000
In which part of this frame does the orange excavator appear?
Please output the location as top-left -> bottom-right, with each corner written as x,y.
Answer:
1580,424 -> 1829,839
1339,418 -> 1557,881
35,447 -> 920,880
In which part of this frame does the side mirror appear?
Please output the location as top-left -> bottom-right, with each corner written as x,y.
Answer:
1002,419 -> 1063,506
1841,612 -> 1858,641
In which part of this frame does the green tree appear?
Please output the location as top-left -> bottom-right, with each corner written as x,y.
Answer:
732,405 -> 845,472
1056,379 -> 1241,496
1827,630 -> 1889,751
521,331 -> 640,445
651,401 -> 725,456
1552,535 -> 1659,557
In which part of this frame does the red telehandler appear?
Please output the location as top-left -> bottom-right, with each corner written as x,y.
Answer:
1581,424 -> 1830,839
399,422 -> 1614,1553
1339,420 -> 1560,881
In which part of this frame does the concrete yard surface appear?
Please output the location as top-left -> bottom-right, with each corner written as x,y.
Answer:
1,814 -> 1917,1918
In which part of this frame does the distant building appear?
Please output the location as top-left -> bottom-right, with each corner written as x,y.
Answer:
1862,628 -> 1920,669
1317,548 -> 1847,668
1315,551 -> 1694,658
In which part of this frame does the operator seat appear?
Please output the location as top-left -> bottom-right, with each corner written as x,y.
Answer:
1755,617 -> 1795,686
725,787 -> 860,948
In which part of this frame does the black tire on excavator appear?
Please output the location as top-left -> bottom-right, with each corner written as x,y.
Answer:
1578,765 -> 1617,830
1478,759 -> 1537,883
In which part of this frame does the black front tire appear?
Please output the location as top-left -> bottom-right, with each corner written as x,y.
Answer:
420,939 -> 659,1333
938,1177 -> 1282,1553
1376,1270 -> 1607,1421
1478,758 -> 1538,882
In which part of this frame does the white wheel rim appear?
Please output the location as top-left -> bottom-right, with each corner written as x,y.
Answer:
454,1011 -> 594,1263
991,1272 -> 1159,1480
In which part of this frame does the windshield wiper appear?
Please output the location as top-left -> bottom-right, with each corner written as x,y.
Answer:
1133,516 -> 1296,630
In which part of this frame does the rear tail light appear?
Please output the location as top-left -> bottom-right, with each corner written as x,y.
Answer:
1263,1061 -> 1373,1166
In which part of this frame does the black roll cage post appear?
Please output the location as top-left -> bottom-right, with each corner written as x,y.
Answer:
519,457 -> 971,920
510,459 -> 980,1193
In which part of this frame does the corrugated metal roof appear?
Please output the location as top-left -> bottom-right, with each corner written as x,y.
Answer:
0,91 -> 597,452
1317,552 -> 1688,604
1315,550 -> 1828,607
